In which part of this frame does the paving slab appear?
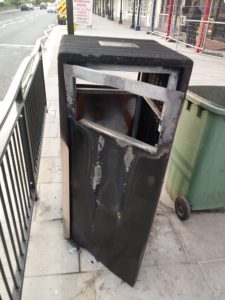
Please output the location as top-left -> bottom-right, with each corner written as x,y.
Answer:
47,100 -> 60,111
22,273 -> 95,300
45,109 -> 58,123
38,157 -> 53,184
51,157 -> 62,182
45,81 -> 59,102
142,214 -> 188,266
43,122 -> 59,138
35,182 -> 62,221
94,263 -> 214,300
41,137 -> 60,158
199,259 -> 225,300
168,213 -> 225,262
25,220 -> 79,277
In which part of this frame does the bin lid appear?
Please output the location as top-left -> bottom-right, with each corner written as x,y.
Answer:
187,86 -> 225,116
58,35 -> 193,71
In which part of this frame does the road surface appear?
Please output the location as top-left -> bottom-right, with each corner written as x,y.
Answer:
0,8 -> 57,100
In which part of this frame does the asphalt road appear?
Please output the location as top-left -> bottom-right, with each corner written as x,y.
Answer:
0,8 -> 57,100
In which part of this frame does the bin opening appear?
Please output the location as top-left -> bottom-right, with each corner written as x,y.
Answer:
75,84 -> 164,147
189,86 -> 225,108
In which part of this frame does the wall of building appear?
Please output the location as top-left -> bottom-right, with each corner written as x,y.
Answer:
93,0 -> 225,45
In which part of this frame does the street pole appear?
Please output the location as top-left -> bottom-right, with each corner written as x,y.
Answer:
103,0 -> 105,17
148,0 -> 156,32
111,0 -> 114,20
196,0 -> 212,52
108,0 -> 111,18
135,0 -> 141,31
130,0 -> 135,28
201,0 -> 213,53
66,0 -> 74,35
166,0 -> 175,40
119,0 -> 122,23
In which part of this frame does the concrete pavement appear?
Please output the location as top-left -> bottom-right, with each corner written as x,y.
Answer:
21,15 -> 225,300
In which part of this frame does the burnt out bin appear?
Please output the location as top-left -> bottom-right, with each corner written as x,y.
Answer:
166,86 -> 225,221
58,35 -> 193,286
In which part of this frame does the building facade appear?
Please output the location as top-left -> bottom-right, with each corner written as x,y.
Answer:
93,0 -> 225,50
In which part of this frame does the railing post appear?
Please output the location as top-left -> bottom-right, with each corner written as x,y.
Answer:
19,109 -> 36,194
196,0 -> 212,52
166,0 -> 175,40
147,0 -> 157,33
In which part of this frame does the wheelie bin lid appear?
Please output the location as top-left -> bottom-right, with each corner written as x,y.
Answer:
187,86 -> 225,116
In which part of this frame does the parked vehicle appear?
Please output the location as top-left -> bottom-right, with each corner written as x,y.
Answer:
40,2 -> 47,9
47,2 -> 56,13
57,0 -> 66,24
28,3 -> 34,9
21,3 -> 34,10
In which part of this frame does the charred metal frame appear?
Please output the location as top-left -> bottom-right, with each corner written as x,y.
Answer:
0,41 -> 46,300
58,35 -> 193,285
61,64 -> 182,239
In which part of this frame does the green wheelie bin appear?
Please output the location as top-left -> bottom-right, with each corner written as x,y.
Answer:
166,86 -> 225,220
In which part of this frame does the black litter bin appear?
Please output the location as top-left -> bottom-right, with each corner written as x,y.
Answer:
58,35 -> 193,286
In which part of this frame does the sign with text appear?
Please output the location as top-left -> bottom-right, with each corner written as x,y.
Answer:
73,0 -> 93,27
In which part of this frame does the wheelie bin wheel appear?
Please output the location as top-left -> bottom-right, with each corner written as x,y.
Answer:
175,196 -> 191,221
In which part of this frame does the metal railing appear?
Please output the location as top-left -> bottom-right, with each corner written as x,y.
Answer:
149,2 -> 225,58
175,18 -> 225,56
0,41 -> 47,300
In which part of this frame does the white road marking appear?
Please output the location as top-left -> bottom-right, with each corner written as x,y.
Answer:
0,44 -> 34,48
0,18 -> 13,25
5,20 -> 25,26
0,12 -> 46,27
0,16 -> 37,28
39,24 -> 56,47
